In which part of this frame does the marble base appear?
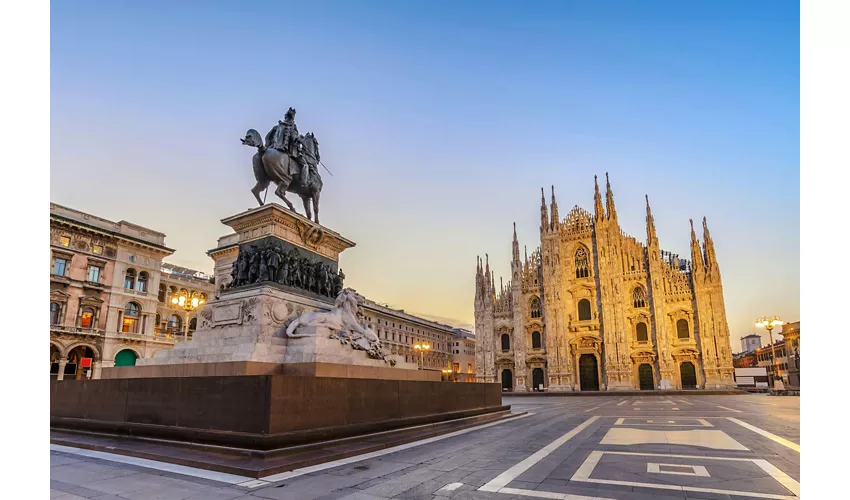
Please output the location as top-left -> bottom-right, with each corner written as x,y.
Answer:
136,286 -> 417,376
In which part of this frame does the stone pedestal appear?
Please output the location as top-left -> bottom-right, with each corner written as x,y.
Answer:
131,206 -> 417,380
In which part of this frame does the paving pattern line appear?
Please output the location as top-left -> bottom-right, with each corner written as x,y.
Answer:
677,399 -> 695,405
716,405 -> 742,413
571,450 -> 799,499
49,444 -> 249,484
727,417 -> 800,452
479,416 -> 600,493
499,486 -> 612,499
259,411 -> 535,484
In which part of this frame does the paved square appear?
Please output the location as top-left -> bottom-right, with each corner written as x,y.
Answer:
49,394 -> 800,500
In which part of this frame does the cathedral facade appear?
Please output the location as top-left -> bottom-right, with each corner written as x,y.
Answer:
474,175 -> 735,392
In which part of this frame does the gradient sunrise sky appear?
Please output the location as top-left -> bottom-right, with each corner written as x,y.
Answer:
50,1 -> 799,346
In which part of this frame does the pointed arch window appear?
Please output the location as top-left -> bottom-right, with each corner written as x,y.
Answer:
530,297 -> 541,318
578,299 -> 592,321
501,334 -> 511,351
531,331 -> 542,349
636,322 -> 648,343
633,286 -> 647,308
676,318 -> 690,339
575,247 -> 590,278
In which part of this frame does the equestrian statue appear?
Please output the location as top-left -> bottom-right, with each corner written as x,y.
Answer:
241,107 -> 324,223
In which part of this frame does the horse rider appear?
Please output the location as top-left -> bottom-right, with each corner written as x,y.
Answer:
266,107 -> 310,189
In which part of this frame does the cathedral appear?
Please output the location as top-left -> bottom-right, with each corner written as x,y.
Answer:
473,174 -> 735,392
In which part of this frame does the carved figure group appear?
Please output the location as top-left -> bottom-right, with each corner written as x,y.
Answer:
241,107 -> 324,223
228,241 -> 344,297
285,288 -> 394,364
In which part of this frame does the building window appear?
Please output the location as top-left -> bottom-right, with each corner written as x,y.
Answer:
124,268 -> 137,289
636,322 -> 648,343
136,271 -> 149,292
80,307 -> 95,328
676,318 -> 689,339
59,236 -> 70,247
532,331 -> 542,349
92,245 -> 103,254
632,286 -> 647,308
123,302 -> 141,333
453,363 -> 460,372
50,302 -> 62,325
468,363 -> 472,373
501,334 -> 510,351
167,314 -> 182,333
158,283 -> 167,302
530,297 -> 541,318
575,247 -> 590,278
578,299 -> 592,321
87,265 -> 102,283
53,257 -> 68,276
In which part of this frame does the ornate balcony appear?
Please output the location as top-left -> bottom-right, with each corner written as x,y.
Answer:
50,324 -> 105,337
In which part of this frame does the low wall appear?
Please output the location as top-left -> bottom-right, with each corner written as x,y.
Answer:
51,375 -> 503,449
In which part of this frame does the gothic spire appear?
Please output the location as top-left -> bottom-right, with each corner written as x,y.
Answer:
645,194 -> 657,246
550,185 -> 560,230
689,219 -> 704,274
540,187 -> 549,233
605,172 -> 617,220
512,222 -> 520,262
594,175 -> 605,220
702,216 -> 717,270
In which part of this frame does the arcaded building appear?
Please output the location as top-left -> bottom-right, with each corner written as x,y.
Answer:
474,175 -> 735,392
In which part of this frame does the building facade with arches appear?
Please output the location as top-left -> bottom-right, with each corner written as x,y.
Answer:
50,203 -> 212,380
474,175 -> 735,392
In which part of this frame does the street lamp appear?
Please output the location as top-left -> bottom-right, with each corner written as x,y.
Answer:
756,316 -> 784,389
171,292 -> 205,339
413,342 -> 430,370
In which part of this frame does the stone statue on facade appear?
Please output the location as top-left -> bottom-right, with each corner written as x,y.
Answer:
242,107 -> 324,223
285,288 -> 395,364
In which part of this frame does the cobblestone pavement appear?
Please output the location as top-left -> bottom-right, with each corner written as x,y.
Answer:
50,394 -> 799,500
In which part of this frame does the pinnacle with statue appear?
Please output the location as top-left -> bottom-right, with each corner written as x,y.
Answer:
242,107 -> 325,224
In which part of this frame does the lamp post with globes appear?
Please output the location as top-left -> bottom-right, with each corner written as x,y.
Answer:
755,316 -> 784,389
171,292 -> 205,339
413,342 -> 430,370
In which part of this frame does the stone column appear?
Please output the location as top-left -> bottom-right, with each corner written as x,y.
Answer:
92,360 -> 102,379
56,359 -> 67,381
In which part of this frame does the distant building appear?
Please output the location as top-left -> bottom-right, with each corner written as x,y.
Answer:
780,321 -> 800,387
740,333 -> 762,353
755,340 -> 789,386
733,351 -> 758,369
450,328 -> 476,382
361,301 -> 454,371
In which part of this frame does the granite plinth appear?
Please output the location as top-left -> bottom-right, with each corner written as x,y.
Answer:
50,375 -> 504,450
102,360 -> 439,382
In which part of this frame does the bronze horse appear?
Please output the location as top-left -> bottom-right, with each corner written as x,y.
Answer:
241,129 -> 323,224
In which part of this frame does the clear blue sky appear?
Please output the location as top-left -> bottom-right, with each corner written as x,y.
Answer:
51,1 -> 799,345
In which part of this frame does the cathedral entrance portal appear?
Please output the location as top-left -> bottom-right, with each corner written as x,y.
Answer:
638,363 -> 654,390
532,368 -> 544,391
680,362 -> 697,389
579,354 -> 599,391
501,369 -> 513,392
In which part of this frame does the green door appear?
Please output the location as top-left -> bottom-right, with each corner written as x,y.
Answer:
579,354 -> 599,391
680,362 -> 697,388
639,364 -> 654,390
114,349 -> 138,367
